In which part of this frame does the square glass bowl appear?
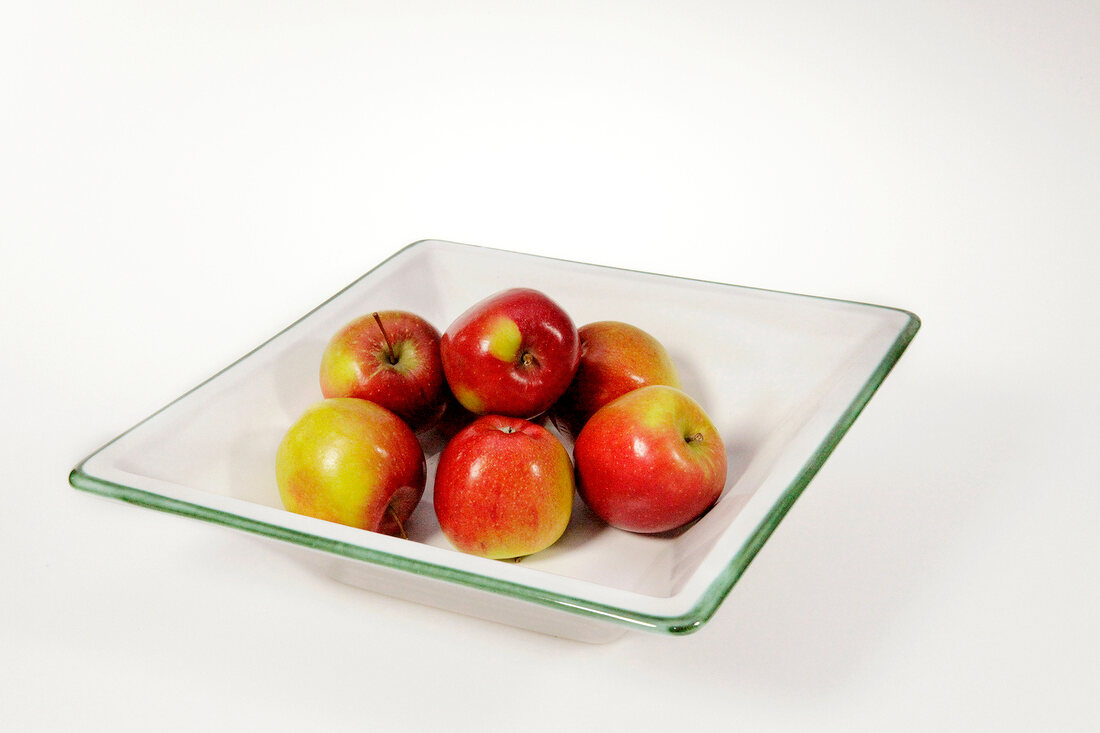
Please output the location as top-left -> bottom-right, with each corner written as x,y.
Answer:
69,240 -> 919,642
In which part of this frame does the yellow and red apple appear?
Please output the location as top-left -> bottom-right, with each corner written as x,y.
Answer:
433,415 -> 574,559
320,310 -> 446,432
440,288 -> 580,419
551,320 -> 681,439
276,398 -> 426,537
574,385 -> 727,534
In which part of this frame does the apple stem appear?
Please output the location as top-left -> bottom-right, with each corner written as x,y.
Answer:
520,351 -> 537,368
387,505 -> 408,540
372,312 -> 398,365
686,432 -> 704,444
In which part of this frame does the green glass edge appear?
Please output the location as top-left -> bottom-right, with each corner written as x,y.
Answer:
68,239 -> 921,636
658,310 -> 921,633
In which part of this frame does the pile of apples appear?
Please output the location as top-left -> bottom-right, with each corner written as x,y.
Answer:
276,288 -> 728,560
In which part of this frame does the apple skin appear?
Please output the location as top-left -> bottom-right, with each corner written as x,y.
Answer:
574,385 -> 727,534
433,415 -> 574,559
551,320 -> 681,439
432,385 -> 552,443
440,288 -> 580,419
320,310 -> 445,432
276,398 -> 426,536
432,385 -> 481,441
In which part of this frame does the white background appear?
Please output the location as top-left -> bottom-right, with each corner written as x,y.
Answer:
2,2 -> 1098,730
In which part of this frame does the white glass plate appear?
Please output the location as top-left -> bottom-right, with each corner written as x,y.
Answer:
70,240 -> 919,642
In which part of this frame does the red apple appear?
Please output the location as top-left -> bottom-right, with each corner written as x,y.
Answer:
415,384 -> 482,459
574,385 -> 727,534
433,415 -> 575,559
440,288 -> 580,419
432,384 -> 481,442
320,310 -> 445,432
276,398 -> 426,537
551,320 -> 681,439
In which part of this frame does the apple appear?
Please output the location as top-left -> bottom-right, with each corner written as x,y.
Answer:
319,310 -> 445,432
551,320 -> 681,439
433,415 -> 574,559
432,384 -> 481,441
276,397 -> 426,537
415,384 -> 482,459
574,385 -> 727,534
440,288 -> 580,419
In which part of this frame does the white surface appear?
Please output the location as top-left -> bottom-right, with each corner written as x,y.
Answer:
2,1 -> 1097,730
